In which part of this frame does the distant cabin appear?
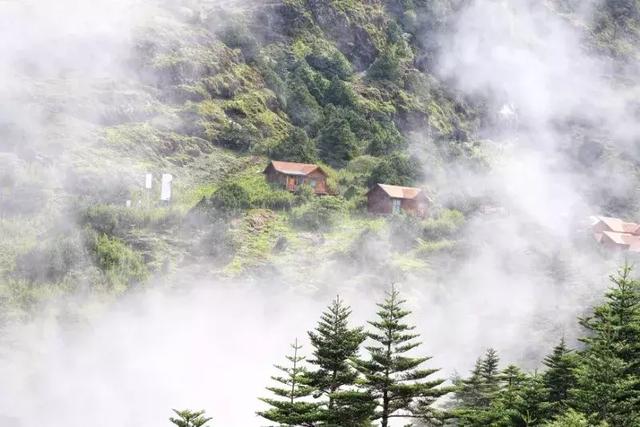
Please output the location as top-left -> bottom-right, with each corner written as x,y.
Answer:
264,160 -> 328,195
367,183 -> 429,217
591,216 -> 640,252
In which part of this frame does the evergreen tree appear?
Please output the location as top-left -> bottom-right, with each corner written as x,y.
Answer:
355,286 -> 448,427
271,128 -> 318,164
317,106 -> 360,167
453,350 -> 504,426
455,358 -> 486,409
503,373 -> 550,426
306,295 -> 374,426
169,409 -> 212,427
571,265 -> 640,425
258,339 -> 321,426
542,338 -> 578,415
480,348 -> 501,406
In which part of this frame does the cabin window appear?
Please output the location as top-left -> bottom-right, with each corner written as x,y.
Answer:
295,176 -> 303,185
309,179 -> 317,188
392,198 -> 401,214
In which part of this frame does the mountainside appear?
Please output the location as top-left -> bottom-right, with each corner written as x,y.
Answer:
5,1 -> 640,426
2,0 -> 640,352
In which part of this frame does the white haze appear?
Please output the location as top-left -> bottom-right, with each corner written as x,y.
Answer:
0,0 -> 638,426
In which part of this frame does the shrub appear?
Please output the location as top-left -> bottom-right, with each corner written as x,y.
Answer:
367,152 -> 422,187
388,214 -> 422,251
269,127 -> 318,163
89,234 -> 148,288
80,204 -> 182,236
294,184 -> 316,206
323,77 -> 357,108
14,235 -> 85,283
422,209 -> 464,240
367,46 -> 403,82
305,44 -> 352,80
211,182 -> 251,212
415,238 -> 457,256
291,196 -> 347,231
211,173 -> 294,212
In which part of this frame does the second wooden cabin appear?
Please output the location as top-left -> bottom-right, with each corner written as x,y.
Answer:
367,183 -> 429,217
264,160 -> 328,195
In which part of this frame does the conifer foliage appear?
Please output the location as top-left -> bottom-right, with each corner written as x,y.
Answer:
355,286 -> 447,426
169,409 -> 212,427
258,339 -> 320,426
306,295 -> 374,426
256,266 -> 640,426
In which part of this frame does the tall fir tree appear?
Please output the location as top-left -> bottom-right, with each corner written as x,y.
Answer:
355,286 -> 448,427
453,350 -> 504,426
572,265 -> 640,425
306,295 -> 374,426
479,348 -> 501,407
542,338 -> 578,416
258,339 -> 321,426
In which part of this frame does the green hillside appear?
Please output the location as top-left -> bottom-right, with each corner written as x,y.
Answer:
2,0 -> 640,313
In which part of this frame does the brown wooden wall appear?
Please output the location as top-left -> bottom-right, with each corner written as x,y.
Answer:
367,186 -> 393,214
264,166 -> 327,194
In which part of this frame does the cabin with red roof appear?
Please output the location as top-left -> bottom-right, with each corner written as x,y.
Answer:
592,216 -> 640,252
366,183 -> 429,217
264,160 -> 328,195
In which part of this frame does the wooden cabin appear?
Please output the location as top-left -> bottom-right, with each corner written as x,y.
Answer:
591,216 -> 640,252
264,160 -> 328,195
367,183 -> 429,217
599,230 -> 640,252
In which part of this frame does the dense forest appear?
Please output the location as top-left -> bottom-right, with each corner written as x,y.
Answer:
3,0 -> 640,426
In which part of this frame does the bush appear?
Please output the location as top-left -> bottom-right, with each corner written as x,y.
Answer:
211,173 -> 294,212
388,214 -> 422,251
14,235 -> 85,283
211,182 -> 251,212
323,77 -> 357,108
294,184 -> 316,206
415,238 -> 457,256
367,46 -> 403,82
422,209 -> 464,240
367,152 -> 422,187
291,196 -> 347,231
305,44 -> 352,80
89,234 -> 148,288
269,127 -> 318,163
80,204 -> 182,236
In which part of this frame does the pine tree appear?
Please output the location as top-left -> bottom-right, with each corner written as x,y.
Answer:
453,350 -> 504,426
258,339 -> 321,426
571,265 -> 640,425
169,409 -> 212,427
543,338 -> 578,415
456,358 -> 486,409
479,348 -> 501,406
504,373 -> 551,426
306,295 -> 374,426
355,286 -> 448,427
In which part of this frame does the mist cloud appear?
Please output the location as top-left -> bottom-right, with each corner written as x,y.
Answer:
2,1 -> 639,426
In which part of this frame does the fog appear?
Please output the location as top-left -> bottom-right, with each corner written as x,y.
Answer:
1,0 -> 638,426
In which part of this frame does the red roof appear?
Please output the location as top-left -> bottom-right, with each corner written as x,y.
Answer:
596,216 -> 640,234
601,231 -> 640,251
371,183 -> 424,200
266,161 -> 325,176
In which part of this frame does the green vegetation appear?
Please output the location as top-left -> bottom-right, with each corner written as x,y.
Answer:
90,234 -> 148,290
169,409 -> 212,427
257,265 -> 640,426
